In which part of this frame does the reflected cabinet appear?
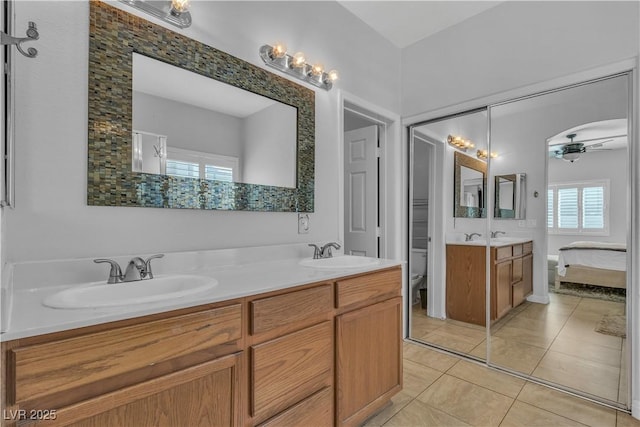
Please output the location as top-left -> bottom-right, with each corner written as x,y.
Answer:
446,241 -> 533,326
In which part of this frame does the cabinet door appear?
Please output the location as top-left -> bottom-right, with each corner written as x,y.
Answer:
493,261 -> 512,321
49,353 -> 242,427
522,253 -> 533,296
336,298 -> 402,427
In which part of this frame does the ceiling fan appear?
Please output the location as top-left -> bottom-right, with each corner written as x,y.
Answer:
549,133 -> 613,163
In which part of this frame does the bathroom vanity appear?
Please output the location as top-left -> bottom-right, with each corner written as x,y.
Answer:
0,258 -> 402,427
446,240 -> 533,326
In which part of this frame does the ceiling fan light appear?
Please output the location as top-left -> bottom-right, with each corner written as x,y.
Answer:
562,152 -> 580,163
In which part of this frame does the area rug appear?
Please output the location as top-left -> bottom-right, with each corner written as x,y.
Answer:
550,282 -> 626,303
595,313 -> 626,338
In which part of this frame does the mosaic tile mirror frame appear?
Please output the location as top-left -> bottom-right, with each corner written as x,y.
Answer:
87,1 -> 315,211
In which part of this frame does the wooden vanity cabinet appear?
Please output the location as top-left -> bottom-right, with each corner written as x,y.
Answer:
447,242 -> 533,326
335,268 -> 402,427
1,301 -> 244,427
1,267 -> 402,427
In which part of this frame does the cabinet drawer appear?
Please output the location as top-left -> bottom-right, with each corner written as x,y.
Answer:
9,304 -> 242,406
523,241 -> 533,255
335,268 -> 401,309
251,285 -> 332,335
495,246 -> 512,261
259,386 -> 333,427
251,321 -> 333,424
513,244 -> 523,257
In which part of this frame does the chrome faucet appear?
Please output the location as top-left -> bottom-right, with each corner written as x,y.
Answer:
320,242 -> 341,258
464,233 -> 482,242
308,242 -> 341,259
491,231 -> 506,238
94,254 -> 164,284
308,244 -> 322,259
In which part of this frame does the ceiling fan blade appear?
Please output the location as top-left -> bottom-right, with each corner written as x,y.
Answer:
570,134 -> 626,145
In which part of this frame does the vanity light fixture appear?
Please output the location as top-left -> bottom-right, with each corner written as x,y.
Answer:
259,44 -> 338,90
447,134 -> 475,152
476,149 -> 498,160
117,0 -> 192,29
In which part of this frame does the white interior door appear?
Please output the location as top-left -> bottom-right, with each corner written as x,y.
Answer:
344,125 -> 378,257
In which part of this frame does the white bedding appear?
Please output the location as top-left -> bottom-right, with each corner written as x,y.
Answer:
557,241 -> 627,276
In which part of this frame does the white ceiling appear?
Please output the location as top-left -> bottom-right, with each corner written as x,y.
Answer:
133,52 -> 277,118
337,1 -> 504,48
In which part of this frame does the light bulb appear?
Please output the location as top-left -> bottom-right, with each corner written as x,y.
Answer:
292,52 -> 306,68
311,62 -> 324,76
271,42 -> 287,59
171,0 -> 189,13
327,69 -> 339,81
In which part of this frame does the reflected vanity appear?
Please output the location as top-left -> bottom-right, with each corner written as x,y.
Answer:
87,2 -> 314,211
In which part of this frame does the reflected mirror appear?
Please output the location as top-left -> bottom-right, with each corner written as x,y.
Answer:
494,173 -> 526,219
132,54 -> 297,188
454,151 -> 486,218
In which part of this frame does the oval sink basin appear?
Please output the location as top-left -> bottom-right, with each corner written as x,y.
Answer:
299,255 -> 380,269
43,274 -> 218,309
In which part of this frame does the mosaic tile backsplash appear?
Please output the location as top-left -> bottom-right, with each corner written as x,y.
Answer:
88,1 -> 315,212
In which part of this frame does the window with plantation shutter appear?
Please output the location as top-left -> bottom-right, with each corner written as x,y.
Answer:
164,147 -> 239,183
547,180 -> 609,236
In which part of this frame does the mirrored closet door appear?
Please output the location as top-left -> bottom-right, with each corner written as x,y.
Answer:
487,73 -> 630,407
407,72 -> 631,409
408,109 -> 489,358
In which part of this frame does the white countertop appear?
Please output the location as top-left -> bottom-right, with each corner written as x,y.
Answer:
446,237 -> 532,247
1,252 -> 402,342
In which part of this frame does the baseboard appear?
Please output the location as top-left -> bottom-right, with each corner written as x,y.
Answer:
526,293 -> 550,304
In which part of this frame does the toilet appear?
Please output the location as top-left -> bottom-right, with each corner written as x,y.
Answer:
410,249 -> 427,305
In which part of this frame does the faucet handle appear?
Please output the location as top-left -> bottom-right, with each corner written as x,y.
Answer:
308,244 -> 321,259
144,254 -> 164,279
94,258 -> 123,284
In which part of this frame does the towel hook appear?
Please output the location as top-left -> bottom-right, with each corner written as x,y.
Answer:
1,21 -> 39,58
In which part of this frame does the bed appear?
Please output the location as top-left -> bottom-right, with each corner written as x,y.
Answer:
555,241 -> 627,290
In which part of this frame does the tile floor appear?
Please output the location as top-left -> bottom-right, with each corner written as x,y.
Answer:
365,342 -> 640,427
410,292 -> 627,404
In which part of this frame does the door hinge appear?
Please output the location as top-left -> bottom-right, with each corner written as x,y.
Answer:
375,147 -> 381,158
375,227 -> 381,238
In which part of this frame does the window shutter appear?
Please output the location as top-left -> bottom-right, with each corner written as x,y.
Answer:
166,160 -> 199,179
557,187 -> 578,229
205,165 -> 233,182
582,186 -> 604,229
547,189 -> 554,228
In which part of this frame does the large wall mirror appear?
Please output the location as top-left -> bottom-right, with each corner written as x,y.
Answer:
88,2 -> 314,211
454,151 -> 486,218
132,53 -> 297,188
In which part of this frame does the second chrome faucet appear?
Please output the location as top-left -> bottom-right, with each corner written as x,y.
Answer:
308,242 -> 341,259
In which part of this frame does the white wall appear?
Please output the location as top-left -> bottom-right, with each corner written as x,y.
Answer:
5,1 -> 400,263
402,1 -> 639,117
133,92 -> 243,158
243,103 -> 296,188
547,149 -> 628,254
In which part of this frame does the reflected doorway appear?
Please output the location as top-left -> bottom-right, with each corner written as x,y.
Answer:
408,108 -> 489,358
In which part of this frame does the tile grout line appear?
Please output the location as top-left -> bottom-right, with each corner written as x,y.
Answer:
527,295 -> 582,376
